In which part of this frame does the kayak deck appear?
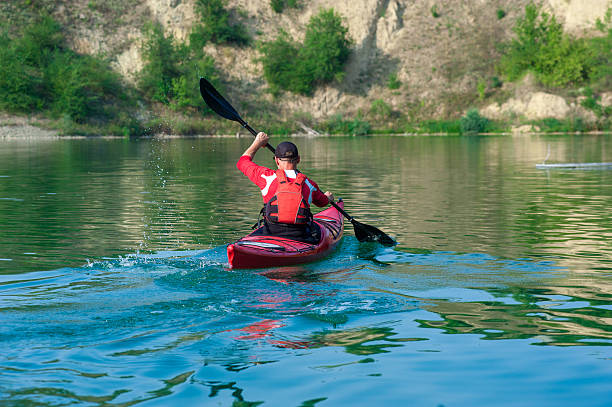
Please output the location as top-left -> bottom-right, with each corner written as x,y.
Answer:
227,201 -> 344,269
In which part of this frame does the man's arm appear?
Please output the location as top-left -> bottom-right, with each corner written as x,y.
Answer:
242,132 -> 270,158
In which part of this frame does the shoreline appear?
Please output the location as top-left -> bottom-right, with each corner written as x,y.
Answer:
1,114 -> 611,139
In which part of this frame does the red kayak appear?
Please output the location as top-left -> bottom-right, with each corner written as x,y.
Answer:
227,201 -> 344,269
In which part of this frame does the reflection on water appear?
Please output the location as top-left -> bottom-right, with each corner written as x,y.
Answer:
1,134 -> 611,405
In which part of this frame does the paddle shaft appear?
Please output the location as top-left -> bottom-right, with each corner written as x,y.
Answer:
238,118 -> 276,154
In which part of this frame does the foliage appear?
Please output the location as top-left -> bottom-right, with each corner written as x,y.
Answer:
270,0 -> 299,14
139,22 -> 180,104
139,22 -> 219,109
580,87 -> 611,118
460,108 -> 490,135
498,3 -> 595,87
386,73 -> 401,90
259,31 -> 303,93
477,79 -> 486,100
0,14 -> 131,127
300,9 -> 352,85
533,117 -> 591,133
431,5 -> 440,18
190,0 -> 250,48
259,8 -> 352,95
323,114 -> 371,135
417,119 -> 461,134
490,76 -> 503,88
370,99 -> 392,119
496,9 -> 506,20
590,8 -> 612,89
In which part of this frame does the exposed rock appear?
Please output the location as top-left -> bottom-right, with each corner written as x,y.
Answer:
113,32 -> 145,83
145,0 -> 196,41
526,92 -> 570,120
482,92 -> 570,120
5,0 -> 612,122
601,92 -> 612,107
512,124 -> 540,134
546,0 -> 612,35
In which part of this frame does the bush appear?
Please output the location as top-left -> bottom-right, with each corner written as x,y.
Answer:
431,5 -> 440,18
259,8 -> 352,95
460,109 -> 490,135
370,99 -> 392,119
140,22 -> 219,109
259,31 -> 303,94
0,14 -> 129,125
190,0 -> 250,48
590,8 -> 612,89
387,73 -> 401,90
418,119 -> 461,134
323,114 -> 370,135
498,3 -> 595,87
270,0 -> 299,13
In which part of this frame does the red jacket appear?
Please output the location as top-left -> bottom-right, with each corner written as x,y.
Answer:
237,156 -> 329,208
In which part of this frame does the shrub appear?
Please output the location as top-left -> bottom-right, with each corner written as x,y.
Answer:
46,52 -> 123,122
270,0 -> 299,13
259,8 -> 351,95
0,14 -> 128,124
300,9 -> 352,85
477,79 -> 486,100
370,99 -> 392,119
259,31 -> 303,94
387,73 -> 401,89
139,22 -> 181,104
418,119 -> 461,134
590,8 -> 612,89
498,3 -> 595,87
324,114 -> 370,135
431,5 -> 440,18
140,22 -> 219,109
460,109 -> 490,135
496,9 -> 506,20
270,0 -> 284,13
190,0 -> 250,48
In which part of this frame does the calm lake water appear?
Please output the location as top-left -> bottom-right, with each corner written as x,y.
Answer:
1,134 -> 611,406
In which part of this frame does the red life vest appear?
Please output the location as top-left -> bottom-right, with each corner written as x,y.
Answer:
264,170 -> 312,225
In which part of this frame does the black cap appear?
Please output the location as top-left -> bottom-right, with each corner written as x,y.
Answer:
275,141 -> 299,159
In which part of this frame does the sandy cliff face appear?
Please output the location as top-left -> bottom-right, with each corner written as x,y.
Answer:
62,0 -> 611,120
547,0 -> 611,35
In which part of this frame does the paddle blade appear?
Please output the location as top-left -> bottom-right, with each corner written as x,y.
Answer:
351,219 -> 396,246
199,77 -> 242,123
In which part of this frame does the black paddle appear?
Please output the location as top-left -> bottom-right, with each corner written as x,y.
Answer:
200,77 -> 396,246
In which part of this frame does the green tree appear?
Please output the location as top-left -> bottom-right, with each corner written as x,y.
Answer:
499,3 -> 594,87
259,8 -> 352,95
139,22 -> 181,104
139,21 -> 219,109
460,109 -> 490,135
0,14 -> 128,125
300,9 -> 352,85
590,8 -> 612,89
190,0 -> 250,48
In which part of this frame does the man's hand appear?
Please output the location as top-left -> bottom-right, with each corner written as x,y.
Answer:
242,132 -> 270,158
324,191 -> 335,203
254,132 -> 269,149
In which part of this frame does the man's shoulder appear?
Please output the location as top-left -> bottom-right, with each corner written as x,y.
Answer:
237,156 -> 274,175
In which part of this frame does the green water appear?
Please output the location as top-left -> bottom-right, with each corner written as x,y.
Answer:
0,134 -> 611,405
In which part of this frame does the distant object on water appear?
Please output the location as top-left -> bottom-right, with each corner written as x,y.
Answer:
537,144 -> 612,169
536,162 -> 612,169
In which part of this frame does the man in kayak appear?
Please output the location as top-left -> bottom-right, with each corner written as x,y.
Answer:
237,132 -> 334,242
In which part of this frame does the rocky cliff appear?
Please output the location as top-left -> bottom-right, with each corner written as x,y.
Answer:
5,0 -> 612,130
